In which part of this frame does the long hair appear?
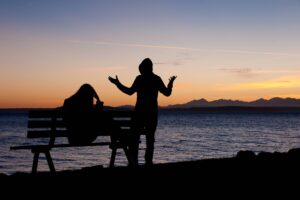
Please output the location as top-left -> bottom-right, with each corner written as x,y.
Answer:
69,84 -> 96,108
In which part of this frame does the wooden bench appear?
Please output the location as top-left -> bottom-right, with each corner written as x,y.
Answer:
10,109 -> 140,173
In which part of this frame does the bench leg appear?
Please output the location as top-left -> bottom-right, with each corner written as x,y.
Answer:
109,148 -> 117,168
45,151 -> 56,173
123,146 -> 136,167
32,152 -> 40,174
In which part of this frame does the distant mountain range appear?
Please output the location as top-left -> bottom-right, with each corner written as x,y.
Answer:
167,98 -> 300,108
3,98 -> 300,110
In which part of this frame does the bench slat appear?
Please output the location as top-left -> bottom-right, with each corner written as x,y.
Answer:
106,110 -> 137,118
28,120 -> 136,128
27,130 -> 69,138
28,109 -> 62,118
112,120 -> 134,127
10,142 -> 112,150
28,120 -> 66,128
28,110 -> 137,118
28,119 -> 135,128
27,129 -> 135,138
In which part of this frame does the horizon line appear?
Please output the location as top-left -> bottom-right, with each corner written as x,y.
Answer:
1,97 -> 300,109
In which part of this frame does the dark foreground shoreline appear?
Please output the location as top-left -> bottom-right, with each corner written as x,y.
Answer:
2,148 -> 300,185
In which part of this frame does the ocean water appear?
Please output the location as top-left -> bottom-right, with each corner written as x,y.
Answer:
1,109 -> 300,174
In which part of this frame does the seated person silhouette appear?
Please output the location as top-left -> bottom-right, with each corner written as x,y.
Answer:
62,83 -> 105,145
109,58 -> 177,166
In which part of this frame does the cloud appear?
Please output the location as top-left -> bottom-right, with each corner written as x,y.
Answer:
219,67 -> 258,78
212,49 -> 293,56
219,67 -> 300,79
154,52 -> 192,67
257,69 -> 300,74
69,66 -> 127,72
98,66 -> 127,72
154,62 -> 168,65
66,40 -> 296,56
154,60 -> 186,67
154,61 -> 184,67
220,77 -> 300,91
67,40 -> 194,51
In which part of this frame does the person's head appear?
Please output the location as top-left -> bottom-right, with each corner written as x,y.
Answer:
139,58 -> 153,75
74,83 -> 96,103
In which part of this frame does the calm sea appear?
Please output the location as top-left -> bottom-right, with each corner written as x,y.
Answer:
1,109 -> 300,174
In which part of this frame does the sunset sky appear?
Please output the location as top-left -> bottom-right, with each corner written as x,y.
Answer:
1,0 -> 300,108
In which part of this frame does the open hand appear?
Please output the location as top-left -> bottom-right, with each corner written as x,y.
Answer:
169,76 -> 177,83
108,75 -> 120,85
168,76 -> 177,88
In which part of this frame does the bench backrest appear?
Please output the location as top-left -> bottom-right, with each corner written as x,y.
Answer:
27,109 -> 138,143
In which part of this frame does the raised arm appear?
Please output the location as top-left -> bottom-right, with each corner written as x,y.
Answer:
159,76 -> 177,97
108,75 -> 136,95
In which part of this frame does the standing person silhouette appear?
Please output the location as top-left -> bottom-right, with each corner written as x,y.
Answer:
109,58 -> 177,166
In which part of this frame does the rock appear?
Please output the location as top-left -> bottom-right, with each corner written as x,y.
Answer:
236,150 -> 256,160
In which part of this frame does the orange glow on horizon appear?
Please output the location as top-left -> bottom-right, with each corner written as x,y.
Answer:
1,74 -> 300,108
2,94 -> 300,108
1,75 -> 300,108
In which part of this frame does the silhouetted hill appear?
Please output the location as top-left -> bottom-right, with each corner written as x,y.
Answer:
167,97 -> 300,108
